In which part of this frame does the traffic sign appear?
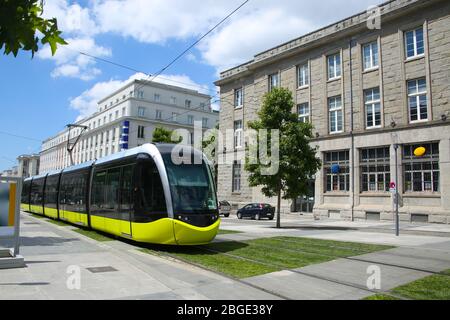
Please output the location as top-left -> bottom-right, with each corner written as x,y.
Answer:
389,181 -> 396,193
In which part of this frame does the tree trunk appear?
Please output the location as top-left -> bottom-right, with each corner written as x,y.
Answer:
276,188 -> 281,228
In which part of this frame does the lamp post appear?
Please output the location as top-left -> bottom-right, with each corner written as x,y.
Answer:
393,143 -> 399,236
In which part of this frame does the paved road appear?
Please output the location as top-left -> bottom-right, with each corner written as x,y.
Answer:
1,212 -> 449,300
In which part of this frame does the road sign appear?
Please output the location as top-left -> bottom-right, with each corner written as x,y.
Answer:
389,181 -> 396,193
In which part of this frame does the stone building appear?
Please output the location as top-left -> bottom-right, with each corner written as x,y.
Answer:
215,0 -> 450,223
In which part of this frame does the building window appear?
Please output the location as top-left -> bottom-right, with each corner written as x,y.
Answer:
268,73 -> 279,91
328,96 -> 343,133
200,102 -> 206,110
185,100 -> 191,108
408,78 -> 428,122
363,41 -> 378,70
232,161 -> 241,192
364,87 -> 381,128
360,147 -> 390,192
154,94 -> 160,102
188,115 -> 194,125
297,103 -> 310,123
324,151 -> 349,192
137,126 -> 145,139
137,90 -> 144,99
115,110 -> 119,119
297,63 -> 309,87
138,107 -> 145,117
327,53 -> 341,80
405,27 -> 424,59
202,117 -> 208,127
234,120 -> 243,148
234,88 -> 243,108
172,112 -> 178,122
170,96 -> 177,105
122,107 -> 126,116
156,110 -> 162,120
403,143 -> 439,192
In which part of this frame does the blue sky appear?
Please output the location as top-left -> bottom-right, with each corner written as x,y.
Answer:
0,0 -> 379,171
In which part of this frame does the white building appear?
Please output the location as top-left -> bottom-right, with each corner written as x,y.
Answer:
17,154 -> 40,178
40,79 -> 218,173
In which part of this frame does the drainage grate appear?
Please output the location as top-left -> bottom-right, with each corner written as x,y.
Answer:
86,266 -> 118,273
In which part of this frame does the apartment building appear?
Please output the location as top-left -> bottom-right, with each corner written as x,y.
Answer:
17,154 -> 40,178
40,79 -> 218,173
215,0 -> 450,223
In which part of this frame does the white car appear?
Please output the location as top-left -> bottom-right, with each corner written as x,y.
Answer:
218,201 -> 231,217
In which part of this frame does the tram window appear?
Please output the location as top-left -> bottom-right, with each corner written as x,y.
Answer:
91,170 -> 107,214
45,175 -> 59,209
105,168 -> 121,213
134,161 -> 167,222
120,165 -> 134,211
22,181 -> 31,204
163,157 -> 218,214
30,178 -> 44,206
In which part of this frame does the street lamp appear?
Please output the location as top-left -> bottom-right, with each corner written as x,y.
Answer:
391,133 -> 399,236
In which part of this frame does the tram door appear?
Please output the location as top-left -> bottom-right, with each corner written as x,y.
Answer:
119,165 -> 134,237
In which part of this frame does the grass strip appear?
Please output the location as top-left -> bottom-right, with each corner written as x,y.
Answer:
218,229 -> 243,235
391,270 -> 450,300
141,237 -> 393,279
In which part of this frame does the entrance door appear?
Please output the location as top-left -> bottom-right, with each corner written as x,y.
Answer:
293,180 -> 315,213
119,165 -> 134,237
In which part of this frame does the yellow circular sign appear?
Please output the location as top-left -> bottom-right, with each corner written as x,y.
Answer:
414,146 -> 426,157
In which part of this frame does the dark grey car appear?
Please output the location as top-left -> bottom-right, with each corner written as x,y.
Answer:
237,203 -> 275,220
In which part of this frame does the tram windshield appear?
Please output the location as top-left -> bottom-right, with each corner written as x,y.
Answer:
162,153 -> 218,214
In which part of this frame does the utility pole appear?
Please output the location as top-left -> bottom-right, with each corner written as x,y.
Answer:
66,124 -> 88,166
394,143 -> 399,236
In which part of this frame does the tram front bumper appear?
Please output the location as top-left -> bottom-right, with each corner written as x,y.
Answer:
173,218 -> 221,245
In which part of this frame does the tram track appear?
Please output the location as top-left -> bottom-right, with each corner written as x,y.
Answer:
142,234 -> 449,300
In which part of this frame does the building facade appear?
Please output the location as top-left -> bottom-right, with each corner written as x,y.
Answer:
215,0 -> 450,223
17,154 -> 40,178
40,80 -> 218,173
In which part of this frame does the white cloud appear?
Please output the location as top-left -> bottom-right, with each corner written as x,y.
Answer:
39,0 -> 380,79
37,37 -> 111,80
70,72 -> 212,120
91,0 -> 231,43
39,1 -> 107,80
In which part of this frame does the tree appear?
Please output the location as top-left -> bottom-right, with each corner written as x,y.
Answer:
0,0 -> 67,57
152,127 -> 182,143
245,87 -> 321,228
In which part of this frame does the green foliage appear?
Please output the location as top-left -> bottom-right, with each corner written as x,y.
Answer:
0,0 -> 67,57
151,126 -> 182,143
202,122 -> 219,159
245,87 -> 321,201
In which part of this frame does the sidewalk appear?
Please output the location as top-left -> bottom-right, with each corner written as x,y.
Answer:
0,213 -> 279,300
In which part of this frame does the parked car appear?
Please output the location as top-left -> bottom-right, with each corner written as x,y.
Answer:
218,200 -> 231,217
236,203 -> 275,220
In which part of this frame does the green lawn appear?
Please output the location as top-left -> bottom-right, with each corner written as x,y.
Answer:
363,294 -> 400,300
73,228 -> 114,242
217,229 -> 243,235
364,269 -> 450,300
141,236 -> 392,279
